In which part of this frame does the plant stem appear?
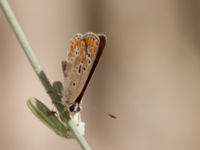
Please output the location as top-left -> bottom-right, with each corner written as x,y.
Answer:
68,120 -> 91,150
0,0 -> 91,149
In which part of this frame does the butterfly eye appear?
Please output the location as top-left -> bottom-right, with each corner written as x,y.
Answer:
69,103 -> 81,112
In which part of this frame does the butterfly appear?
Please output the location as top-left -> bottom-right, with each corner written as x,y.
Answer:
61,32 -> 107,112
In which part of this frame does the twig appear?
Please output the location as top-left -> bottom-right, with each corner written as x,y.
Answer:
0,0 -> 91,149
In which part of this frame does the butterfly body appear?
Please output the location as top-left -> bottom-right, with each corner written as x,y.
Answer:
62,32 -> 107,112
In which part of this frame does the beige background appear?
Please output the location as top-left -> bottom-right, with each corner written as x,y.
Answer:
1,0 -> 200,150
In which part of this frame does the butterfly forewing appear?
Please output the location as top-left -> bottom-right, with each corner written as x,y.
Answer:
75,33 -> 107,104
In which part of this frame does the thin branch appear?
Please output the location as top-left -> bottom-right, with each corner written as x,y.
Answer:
0,0 -> 91,149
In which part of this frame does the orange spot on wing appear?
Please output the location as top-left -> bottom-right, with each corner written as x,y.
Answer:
79,40 -> 85,60
89,38 -> 92,46
86,38 -> 92,46
70,41 -> 76,51
92,46 -> 97,52
80,47 -> 84,58
77,38 -> 81,45
90,40 -> 94,47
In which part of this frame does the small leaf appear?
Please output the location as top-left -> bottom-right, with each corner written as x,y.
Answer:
53,81 -> 63,97
27,97 -> 74,138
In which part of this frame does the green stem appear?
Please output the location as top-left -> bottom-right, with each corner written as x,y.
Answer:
68,120 -> 91,150
0,0 -> 91,149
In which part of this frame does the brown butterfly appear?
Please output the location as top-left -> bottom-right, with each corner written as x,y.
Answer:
62,32 -> 107,112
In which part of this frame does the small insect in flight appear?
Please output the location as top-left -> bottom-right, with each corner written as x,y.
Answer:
107,114 -> 117,119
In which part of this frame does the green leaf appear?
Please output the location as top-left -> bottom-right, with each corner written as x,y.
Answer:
52,81 -> 63,97
27,97 -> 73,138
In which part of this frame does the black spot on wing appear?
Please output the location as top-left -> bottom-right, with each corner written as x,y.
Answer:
78,64 -> 82,74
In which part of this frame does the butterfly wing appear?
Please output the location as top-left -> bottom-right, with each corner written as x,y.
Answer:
62,33 -> 86,104
62,32 -> 107,109
75,33 -> 107,104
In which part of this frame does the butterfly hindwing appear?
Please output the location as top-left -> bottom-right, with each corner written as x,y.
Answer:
62,33 -> 86,104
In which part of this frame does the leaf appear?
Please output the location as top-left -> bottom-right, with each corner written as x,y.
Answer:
27,97 -> 74,138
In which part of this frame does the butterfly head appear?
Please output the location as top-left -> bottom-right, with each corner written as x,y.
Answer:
69,102 -> 82,112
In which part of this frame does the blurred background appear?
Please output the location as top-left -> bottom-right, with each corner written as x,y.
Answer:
1,0 -> 200,150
